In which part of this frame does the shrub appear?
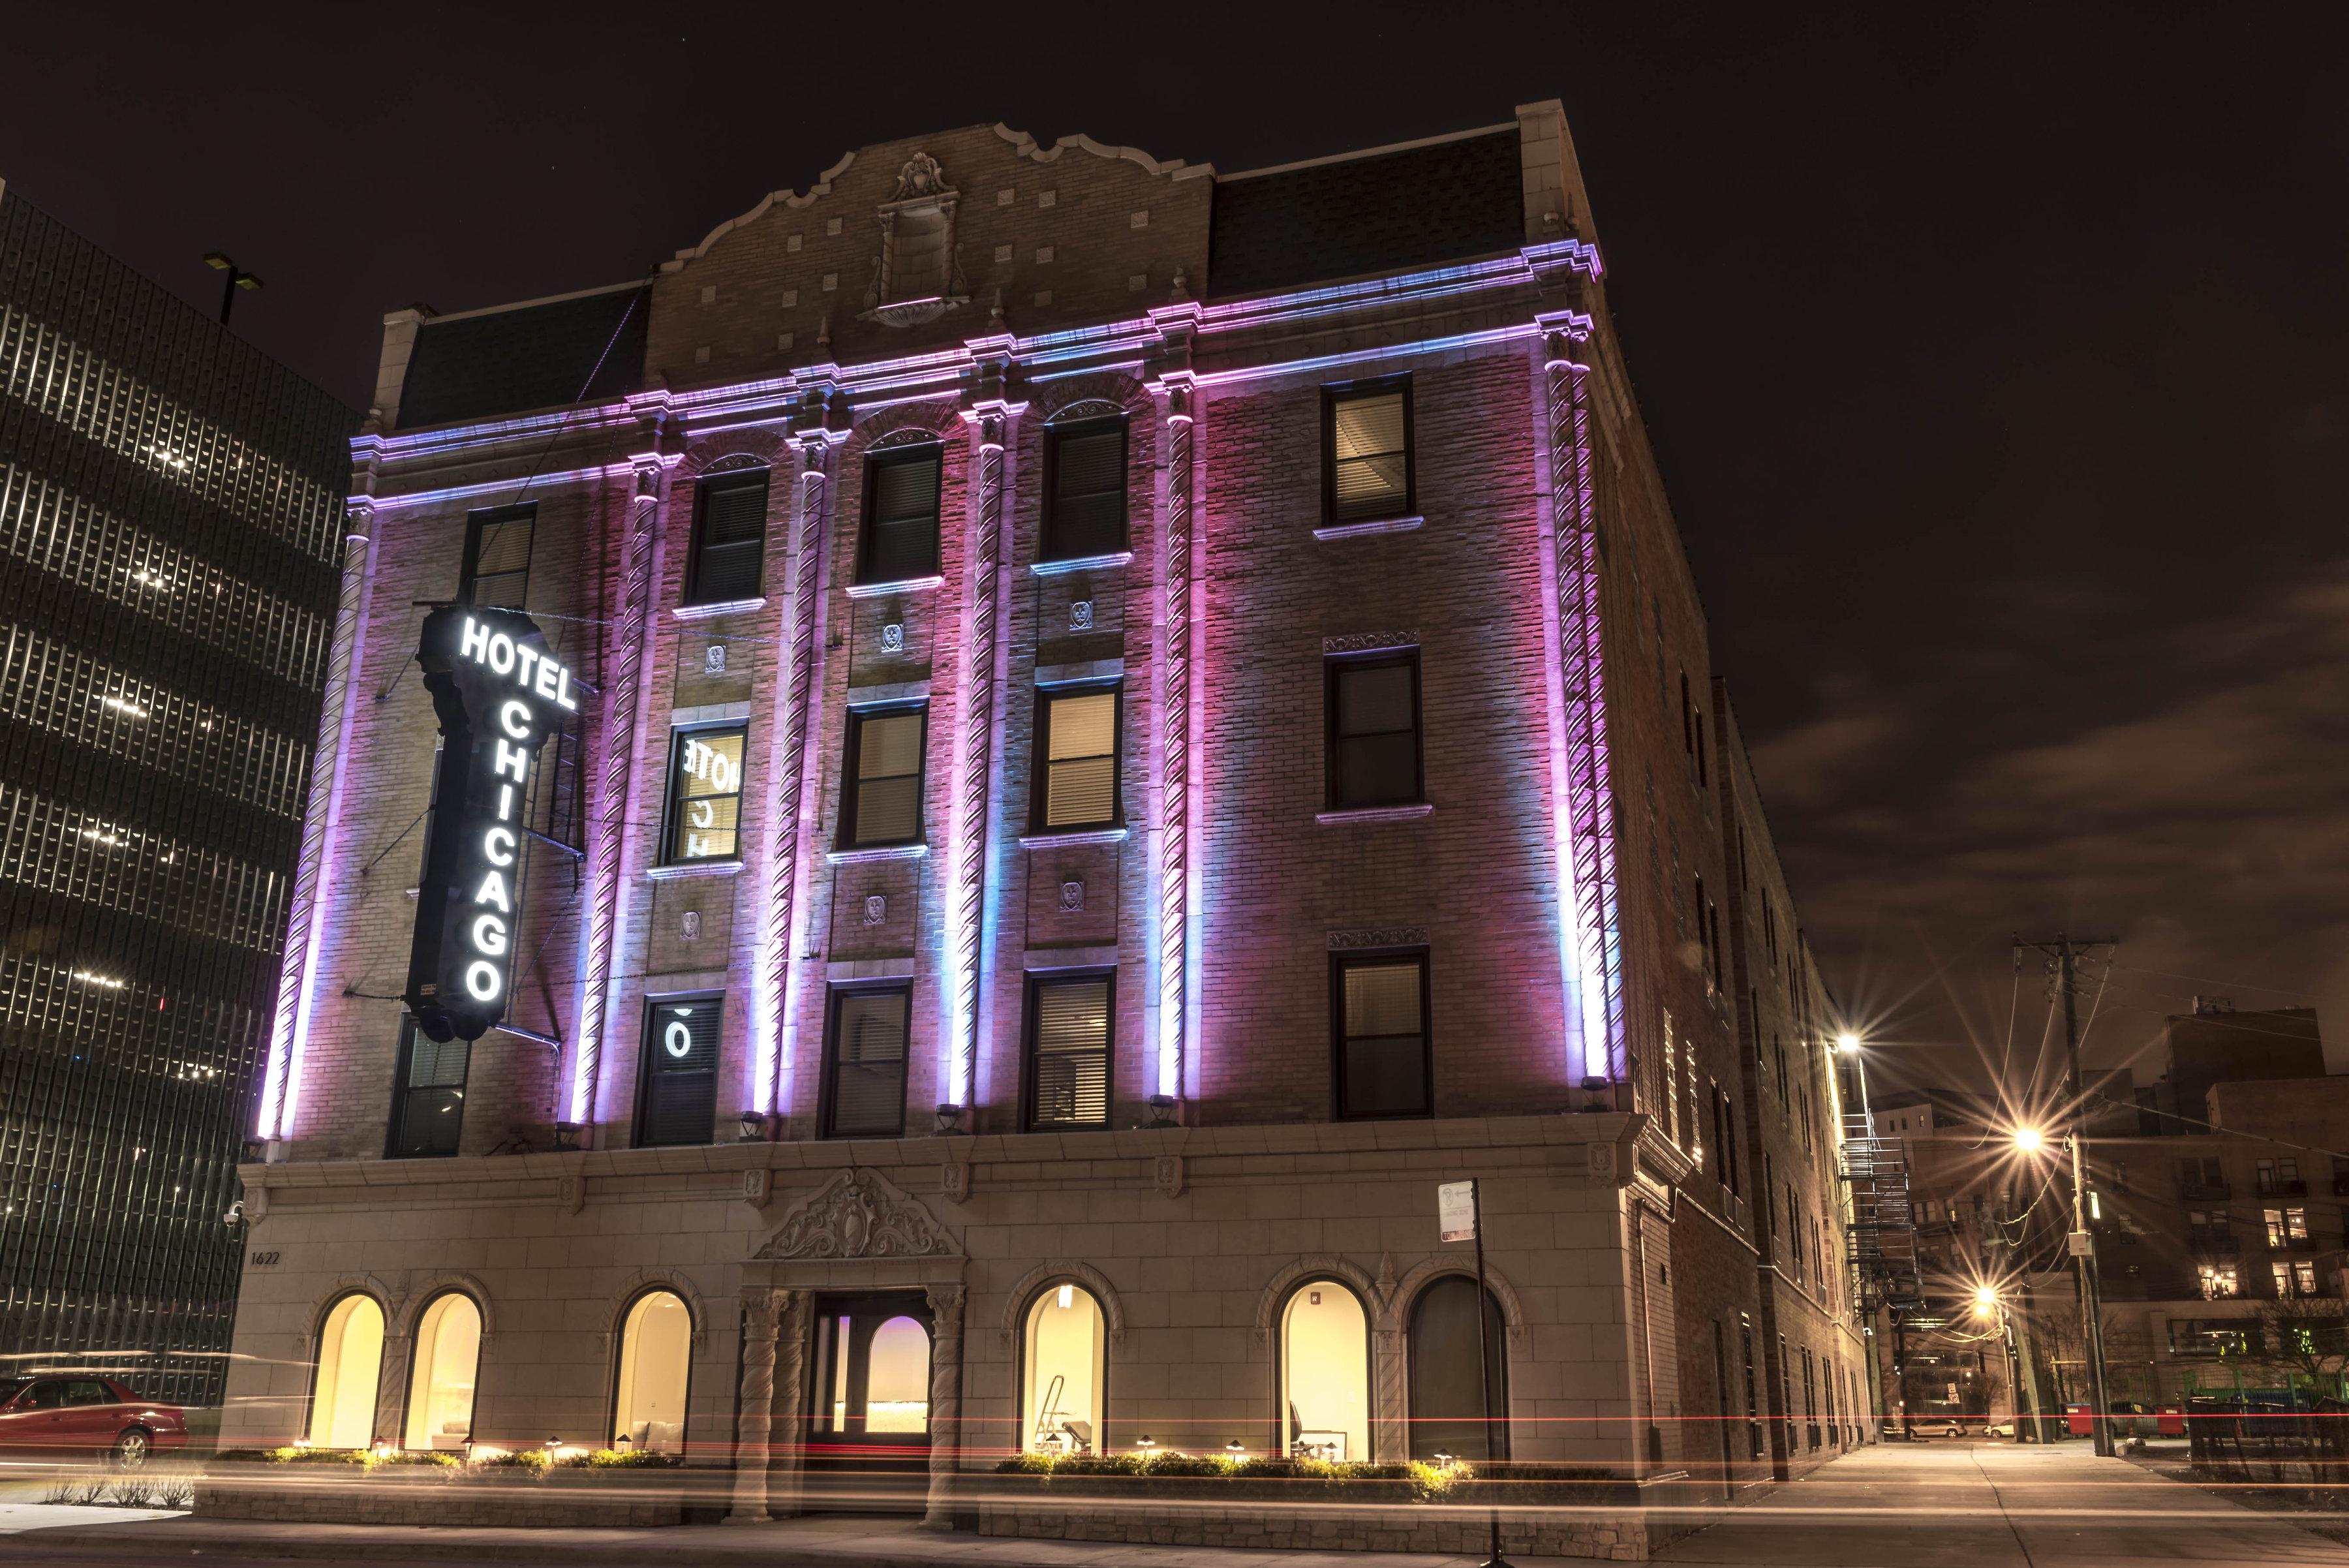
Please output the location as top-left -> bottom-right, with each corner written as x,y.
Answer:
283,1447 -> 371,1466
375,1451 -> 459,1468
476,1448 -> 551,1473
559,1448 -> 683,1469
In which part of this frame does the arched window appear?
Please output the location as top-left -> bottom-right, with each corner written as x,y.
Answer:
1407,1276 -> 1507,1461
404,1293 -> 482,1451
307,1295 -> 384,1449
1021,1282 -> 1105,1454
864,1315 -> 931,1434
1280,1280 -> 1369,1462
612,1291 -> 692,1453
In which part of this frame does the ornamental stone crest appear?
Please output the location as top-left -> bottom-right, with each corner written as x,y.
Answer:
1322,630 -> 1419,656
752,1168 -> 957,1260
1327,927 -> 1430,950
861,152 -> 968,329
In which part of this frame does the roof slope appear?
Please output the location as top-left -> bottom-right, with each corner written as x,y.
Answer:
398,284 -> 649,429
1207,129 -> 1524,300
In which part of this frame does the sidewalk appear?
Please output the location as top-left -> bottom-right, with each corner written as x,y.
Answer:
0,1509 -> 1592,1568
14,1441 -> 2348,1568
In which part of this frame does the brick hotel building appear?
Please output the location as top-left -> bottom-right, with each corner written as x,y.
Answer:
219,102 -> 1867,1542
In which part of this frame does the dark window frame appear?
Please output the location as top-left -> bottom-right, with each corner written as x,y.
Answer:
1321,375 -> 1417,526
856,442 -> 945,586
386,1017 -> 469,1160
659,720 -> 750,865
1023,967 -> 1116,1132
1029,683 -> 1124,833
838,703 -> 929,849
1330,947 -> 1434,1121
683,466 -> 772,606
820,982 -> 913,1141
1325,650 -> 1424,810
457,502 -> 536,609
1040,414 -> 1130,562
634,992 -> 723,1149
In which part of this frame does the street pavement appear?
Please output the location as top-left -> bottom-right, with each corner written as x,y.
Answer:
1657,1439 -> 2349,1568
5,1439 -> 2346,1568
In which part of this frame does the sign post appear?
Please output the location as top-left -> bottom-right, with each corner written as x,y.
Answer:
1437,1178 -> 1509,1568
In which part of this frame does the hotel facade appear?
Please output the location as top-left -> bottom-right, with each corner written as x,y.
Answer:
219,102 -> 1869,1537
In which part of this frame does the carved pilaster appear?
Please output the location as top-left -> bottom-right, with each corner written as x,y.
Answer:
1542,320 -> 1625,1083
766,1289 -> 812,1517
757,429 -> 844,1117
570,437 -> 667,1128
945,397 -> 1015,1112
257,501 -> 376,1141
1373,1327 -> 1405,1463
922,1283 -> 967,1530
1156,375 -> 1196,1109
729,1287 -> 783,1521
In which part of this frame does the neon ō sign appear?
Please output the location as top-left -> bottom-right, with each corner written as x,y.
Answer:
403,606 -> 578,1042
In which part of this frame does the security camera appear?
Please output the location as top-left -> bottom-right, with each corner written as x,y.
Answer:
223,1201 -> 245,1227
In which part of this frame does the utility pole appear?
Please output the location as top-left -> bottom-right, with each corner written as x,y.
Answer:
2016,932 -> 2117,1456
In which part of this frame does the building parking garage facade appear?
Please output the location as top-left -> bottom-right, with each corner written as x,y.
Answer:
218,101 -> 1869,1539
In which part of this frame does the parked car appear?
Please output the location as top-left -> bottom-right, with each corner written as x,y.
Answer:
0,1376 -> 187,1468
1984,1419 -> 2014,1438
1927,1418 -> 1973,1437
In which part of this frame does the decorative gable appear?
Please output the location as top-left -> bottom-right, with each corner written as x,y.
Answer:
751,1168 -> 958,1259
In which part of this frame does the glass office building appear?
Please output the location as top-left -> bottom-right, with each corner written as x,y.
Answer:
0,181 -> 352,1408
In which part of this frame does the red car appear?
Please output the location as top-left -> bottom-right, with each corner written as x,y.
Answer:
0,1376 -> 188,1468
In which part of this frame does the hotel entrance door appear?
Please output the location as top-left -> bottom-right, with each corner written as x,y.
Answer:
802,1291 -> 934,1509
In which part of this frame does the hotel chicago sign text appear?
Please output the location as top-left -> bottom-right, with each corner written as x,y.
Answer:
403,606 -> 577,1041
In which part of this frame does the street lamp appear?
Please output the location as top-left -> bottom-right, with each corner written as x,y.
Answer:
1973,1285 -> 2000,1317
2010,1123 -> 2113,1455
1831,1032 -> 1871,1130
201,251 -> 263,326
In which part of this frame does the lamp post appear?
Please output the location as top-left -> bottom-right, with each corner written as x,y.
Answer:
1833,1032 -> 1870,1134
2015,1125 -> 2115,1455
201,251 -> 263,326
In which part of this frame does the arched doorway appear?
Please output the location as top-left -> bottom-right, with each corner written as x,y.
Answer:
612,1290 -> 691,1454
1279,1280 -> 1368,1461
307,1295 -> 384,1449
805,1291 -> 934,1507
404,1293 -> 482,1451
1407,1276 -> 1507,1461
1021,1282 -> 1105,1454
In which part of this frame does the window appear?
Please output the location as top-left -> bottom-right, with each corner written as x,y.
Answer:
1326,652 -> 1421,809
636,997 -> 720,1147
403,1293 -> 481,1451
663,724 -> 746,863
2274,1261 -> 2295,1297
1333,952 -> 1430,1118
2265,1208 -> 2287,1248
1407,1276 -> 1506,1460
824,987 -> 910,1139
2196,1264 -> 2237,1299
613,1290 -> 692,1453
1042,417 -> 1127,561
307,1295 -> 385,1449
2288,1207 -> 2309,1241
1034,687 -> 1120,830
1324,380 -> 1413,524
388,1020 -> 468,1159
686,467 -> 770,604
1281,1282 -> 1369,1461
1023,1283 -> 1106,1454
1026,973 -> 1111,1130
459,504 -> 534,608
859,444 -> 942,584
2297,1261 -> 2321,1297
2257,1160 -> 2277,1195
841,707 -> 926,847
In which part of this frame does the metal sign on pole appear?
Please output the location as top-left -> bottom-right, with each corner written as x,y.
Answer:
1439,1178 -> 1509,1568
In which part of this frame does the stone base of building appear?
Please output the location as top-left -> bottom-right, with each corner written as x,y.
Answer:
976,1498 -> 1653,1558
192,1468 -> 712,1530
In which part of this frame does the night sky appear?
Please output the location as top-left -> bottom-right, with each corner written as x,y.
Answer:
8,3 -> 2342,1096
